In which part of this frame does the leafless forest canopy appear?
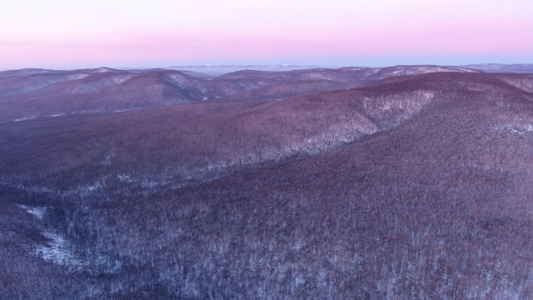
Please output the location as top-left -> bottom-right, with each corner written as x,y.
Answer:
0,64 -> 532,298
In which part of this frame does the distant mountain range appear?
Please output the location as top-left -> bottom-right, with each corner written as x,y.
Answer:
1,65 -> 532,298
165,63 -> 533,76
461,63 -> 533,73
0,64 -> 489,123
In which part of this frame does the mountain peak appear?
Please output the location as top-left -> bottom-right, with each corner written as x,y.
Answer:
93,67 -> 113,73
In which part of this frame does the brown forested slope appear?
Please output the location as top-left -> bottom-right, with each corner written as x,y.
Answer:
0,70 -> 532,298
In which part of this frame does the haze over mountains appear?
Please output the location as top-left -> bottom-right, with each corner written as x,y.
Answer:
1,64 -> 532,298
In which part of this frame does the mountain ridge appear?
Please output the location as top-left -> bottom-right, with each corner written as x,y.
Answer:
0,65 -> 489,123
0,65 -> 532,298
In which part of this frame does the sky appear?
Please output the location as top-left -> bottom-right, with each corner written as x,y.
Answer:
1,0 -> 532,69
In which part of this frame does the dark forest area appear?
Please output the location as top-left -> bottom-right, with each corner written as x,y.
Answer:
1,66 -> 532,298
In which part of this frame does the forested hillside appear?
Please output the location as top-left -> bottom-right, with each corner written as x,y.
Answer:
1,67 -> 532,299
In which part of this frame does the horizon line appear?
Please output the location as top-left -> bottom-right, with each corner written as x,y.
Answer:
2,62 -> 533,72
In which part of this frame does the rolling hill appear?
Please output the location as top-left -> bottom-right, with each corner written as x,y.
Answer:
0,66 -> 532,299
0,65 -> 478,123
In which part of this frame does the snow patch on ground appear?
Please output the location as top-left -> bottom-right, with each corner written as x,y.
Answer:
163,73 -> 209,95
362,90 -> 435,128
494,124 -> 533,134
34,231 -> 83,267
48,113 -> 65,118
32,230 -> 123,273
94,67 -> 111,73
117,173 -> 135,183
73,74 -> 133,93
113,109 -> 133,113
18,204 -> 47,220
13,116 -> 37,122
67,73 -> 89,80
101,152 -> 116,165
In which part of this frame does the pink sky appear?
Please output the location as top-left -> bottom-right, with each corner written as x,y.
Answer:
1,0 -> 532,69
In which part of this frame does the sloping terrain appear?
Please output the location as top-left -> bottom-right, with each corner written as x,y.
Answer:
0,69 -> 532,298
0,69 -> 210,122
0,65 -> 477,123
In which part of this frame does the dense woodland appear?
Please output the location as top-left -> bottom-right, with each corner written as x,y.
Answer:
0,66 -> 532,298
